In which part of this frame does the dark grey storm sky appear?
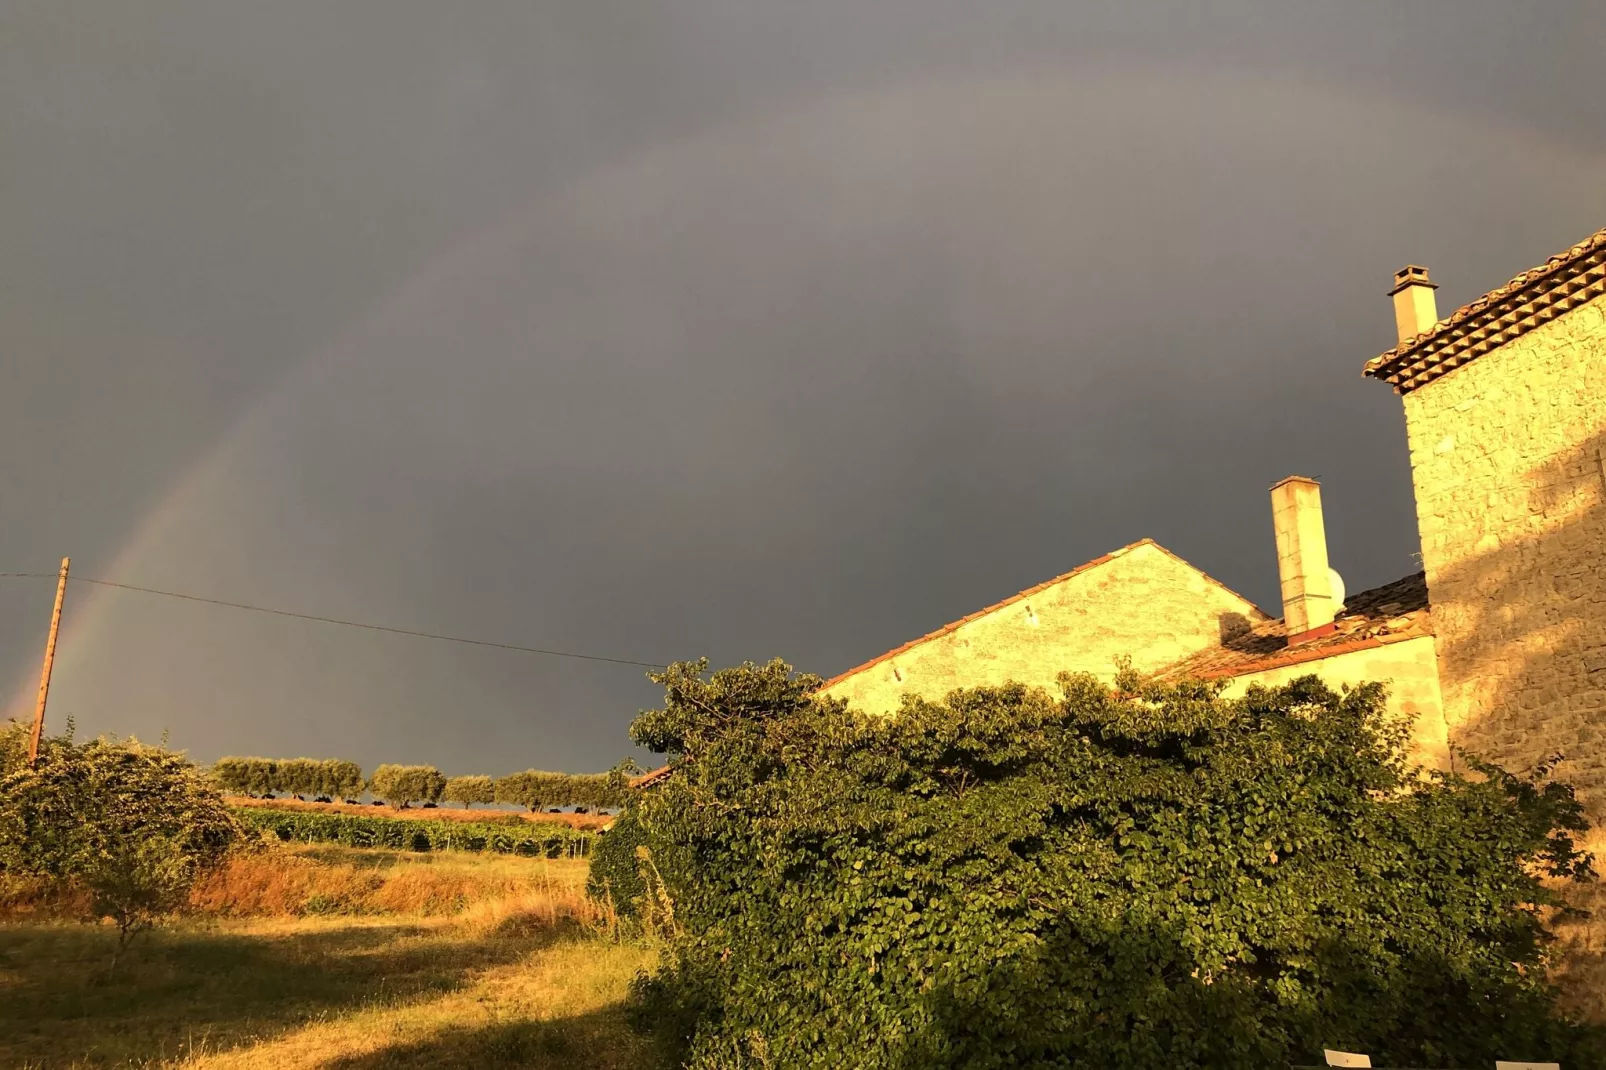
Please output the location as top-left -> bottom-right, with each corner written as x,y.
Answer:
2,1 -> 1604,776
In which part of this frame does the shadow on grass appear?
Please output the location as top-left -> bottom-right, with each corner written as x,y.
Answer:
0,918 -> 564,1068
320,1007 -> 655,1070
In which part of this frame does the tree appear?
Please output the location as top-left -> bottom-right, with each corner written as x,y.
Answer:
623,659 -> 1603,1070
323,759 -> 365,799
369,764 -> 445,808
444,774 -> 495,807
0,731 -> 241,969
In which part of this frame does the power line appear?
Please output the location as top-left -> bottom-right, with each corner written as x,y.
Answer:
0,569 -> 666,670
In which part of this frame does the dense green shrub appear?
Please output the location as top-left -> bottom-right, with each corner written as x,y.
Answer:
368,764 -> 446,807
233,806 -> 592,857
1,729 -> 241,960
626,658 -> 1602,1070
444,774 -> 496,807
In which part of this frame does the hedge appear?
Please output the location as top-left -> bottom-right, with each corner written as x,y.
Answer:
233,806 -> 593,858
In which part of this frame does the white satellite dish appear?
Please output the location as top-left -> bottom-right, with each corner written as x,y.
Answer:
1328,568 -> 1346,608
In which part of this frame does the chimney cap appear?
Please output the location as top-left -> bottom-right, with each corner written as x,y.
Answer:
1388,265 -> 1438,296
1269,474 -> 1320,491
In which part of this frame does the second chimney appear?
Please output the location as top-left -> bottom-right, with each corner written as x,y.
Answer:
1271,475 -> 1338,643
1388,265 -> 1439,344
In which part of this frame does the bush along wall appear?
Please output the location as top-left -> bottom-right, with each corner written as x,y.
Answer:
621,658 -> 1604,1070
233,807 -> 593,858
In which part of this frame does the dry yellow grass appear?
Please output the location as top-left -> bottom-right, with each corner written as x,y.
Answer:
0,845 -> 657,1070
189,845 -> 602,921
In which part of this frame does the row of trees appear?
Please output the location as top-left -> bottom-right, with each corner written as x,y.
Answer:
214,755 -> 643,810
212,756 -> 364,799
493,768 -> 637,811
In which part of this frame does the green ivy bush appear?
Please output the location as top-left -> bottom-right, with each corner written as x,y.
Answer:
368,764 -> 446,807
624,658 -> 1602,1070
233,807 -> 592,857
588,808 -> 651,920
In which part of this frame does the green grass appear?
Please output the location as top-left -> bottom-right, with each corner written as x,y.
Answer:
0,847 -> 658,1070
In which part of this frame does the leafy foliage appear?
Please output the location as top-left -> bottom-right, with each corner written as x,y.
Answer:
444,774 -> 496,806
0,728 -> 241,961
0,717 -> 30,774
367,764 -> 446,807
626,658 -> 1602,1069
234,806 -> 593,857
212,756 -> 365,798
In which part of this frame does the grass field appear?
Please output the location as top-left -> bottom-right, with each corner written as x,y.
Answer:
0,845 -> 659,1069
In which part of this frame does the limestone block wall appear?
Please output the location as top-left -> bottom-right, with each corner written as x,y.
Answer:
1213,635 -> 1450,771
1400,294 -> 1606,814
819,541 -> 1268,717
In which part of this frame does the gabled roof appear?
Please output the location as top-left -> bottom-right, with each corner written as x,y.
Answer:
1156,571 -> 1431,682
816,538 -> 1263,691
1363,225 -> 1606,394
631,538 -> 1261,792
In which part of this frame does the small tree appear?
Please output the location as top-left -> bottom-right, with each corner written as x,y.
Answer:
0,732 -> 240,969
278,757 -> 318,798
324,759 -> 365,799
444,774 -> 495,807
369,764 -> 445,808
210,756 -> 251,795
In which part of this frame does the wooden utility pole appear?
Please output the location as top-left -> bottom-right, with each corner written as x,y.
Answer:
28,557 -> 69,764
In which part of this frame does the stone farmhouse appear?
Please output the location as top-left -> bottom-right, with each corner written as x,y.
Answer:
636,224 -> 1605,817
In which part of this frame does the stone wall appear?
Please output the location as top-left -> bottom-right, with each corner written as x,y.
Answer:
1399,294 -> 1606,816
819,541 -> 1267,717
1212,634 -> 1450,771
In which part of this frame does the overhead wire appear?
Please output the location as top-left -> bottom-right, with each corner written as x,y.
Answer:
0,569 -> 666,669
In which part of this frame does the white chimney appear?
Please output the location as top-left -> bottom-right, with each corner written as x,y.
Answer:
1388,265 -> 1439,344
1270,475 -> 1338,643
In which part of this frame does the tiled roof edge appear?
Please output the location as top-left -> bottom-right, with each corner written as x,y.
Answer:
1191,629 -> 1430,681
1363,225 -> 1606,394
630,765 -> 673,789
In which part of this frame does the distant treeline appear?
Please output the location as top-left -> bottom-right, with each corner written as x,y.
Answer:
211,756 -> 640,811
212,757 -> 364,799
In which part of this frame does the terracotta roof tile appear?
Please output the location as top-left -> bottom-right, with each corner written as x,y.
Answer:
1156,571 -> 1432,682
1364,225 -> 1606,394
815,539 -> 1264,692
630,765 -> 673,789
